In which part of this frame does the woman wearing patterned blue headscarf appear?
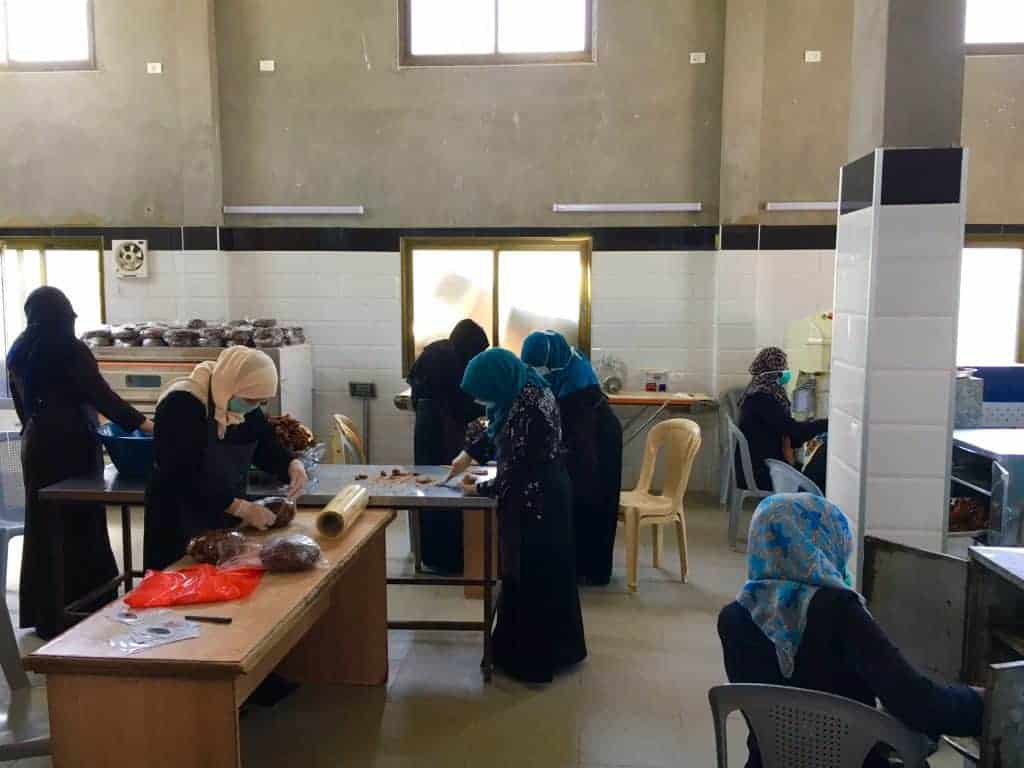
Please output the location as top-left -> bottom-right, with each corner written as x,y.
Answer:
458,349 -> 587,683
522,331 -> 622,585
717,494 -> 983,768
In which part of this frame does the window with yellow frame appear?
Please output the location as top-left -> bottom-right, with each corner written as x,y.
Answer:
401,237 -> 592,376
958,235 -> 1024,365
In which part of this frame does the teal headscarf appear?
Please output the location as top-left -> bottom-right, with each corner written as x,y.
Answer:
738,493 -> 859,678
520,330 -> 599,400
461,348 -> 548,438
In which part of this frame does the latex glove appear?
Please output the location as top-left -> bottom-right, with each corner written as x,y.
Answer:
460,473 -> 480,496
138,418 -> 155,434
287,459 -> 308,500
230,499 -> 276,530
442,451 -> 473,484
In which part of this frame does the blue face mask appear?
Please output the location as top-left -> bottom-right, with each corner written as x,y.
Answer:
779,370 -> 793,387
228,397 -> 263,414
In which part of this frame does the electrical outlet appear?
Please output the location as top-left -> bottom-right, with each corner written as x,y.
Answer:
689,51 -> 707,64
804,50 -> 822,63
146,62 -> 163,74
259,59 -> 276,72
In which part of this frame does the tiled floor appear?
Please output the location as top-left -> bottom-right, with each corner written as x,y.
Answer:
3,496 -> 962,767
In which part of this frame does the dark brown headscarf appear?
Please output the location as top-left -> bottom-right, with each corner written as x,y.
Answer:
740,346 -> 790,409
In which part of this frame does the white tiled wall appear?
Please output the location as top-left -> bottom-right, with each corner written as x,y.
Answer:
105,250 -> 229,324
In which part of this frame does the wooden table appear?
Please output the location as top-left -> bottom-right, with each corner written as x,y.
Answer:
607,391 -> 717,446
25,508 -> 395,768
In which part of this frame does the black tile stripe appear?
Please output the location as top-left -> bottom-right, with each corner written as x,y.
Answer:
840,152 -> 875,215
880,147 -> 963,206
182,226 -> 218,250
758,225 -> 837,250
720,225 -> 758,250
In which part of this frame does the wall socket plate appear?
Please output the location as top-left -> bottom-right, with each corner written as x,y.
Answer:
689,51 -> 707,64
146,62 -> 163,74
349,382 -> 377,399
804,50 -> 822,63
259,59 -> 276,72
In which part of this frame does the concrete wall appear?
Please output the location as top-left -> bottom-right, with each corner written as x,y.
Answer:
962,55 -> 1024,224
215,0 -> 725,228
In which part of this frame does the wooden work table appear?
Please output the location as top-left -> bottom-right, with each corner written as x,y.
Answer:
26,507 -> 396,768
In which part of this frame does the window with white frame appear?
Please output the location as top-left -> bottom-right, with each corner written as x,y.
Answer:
399,0 -> 593,66
957,248 -> 1023,365
965,0 -> 1024,44
0,0 -> 94,71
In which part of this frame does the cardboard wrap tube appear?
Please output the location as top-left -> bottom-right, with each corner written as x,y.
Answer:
316,485 -> 369,539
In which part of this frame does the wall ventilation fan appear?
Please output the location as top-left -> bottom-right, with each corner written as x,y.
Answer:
112,240 -> 149,279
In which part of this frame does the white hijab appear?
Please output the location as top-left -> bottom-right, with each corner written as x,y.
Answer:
161,347 -> 278,439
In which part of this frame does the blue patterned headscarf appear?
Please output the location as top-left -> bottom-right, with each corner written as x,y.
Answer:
461,348 -> 548,438
520,330 -> 599,400
738,493 -> 858,678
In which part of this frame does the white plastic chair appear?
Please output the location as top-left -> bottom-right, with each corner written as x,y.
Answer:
718,388 -> 745,504
725,418 -> 772,550
0,432 -> 50,760
766,459 -> 824,496
709,684 -> 931,768
617,419 -> 701,592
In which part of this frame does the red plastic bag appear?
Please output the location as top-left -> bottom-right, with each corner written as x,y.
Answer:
124,565 -> 264,609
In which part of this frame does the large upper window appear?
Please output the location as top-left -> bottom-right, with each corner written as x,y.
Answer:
399,0 -> 594,66
401,237 -> 591,374
0,0 -> 94,71
965,0 -> 1024,44
957,248 -> 1023,365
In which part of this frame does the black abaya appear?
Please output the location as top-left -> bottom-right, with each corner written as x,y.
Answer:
558,385 -> 623,585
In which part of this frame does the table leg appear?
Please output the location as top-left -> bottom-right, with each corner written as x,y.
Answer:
121,504 -> 133,592
482,505 -> 494,681
279,525 -> 389,685
463,508 -> 498,599
47,673 -> 239,768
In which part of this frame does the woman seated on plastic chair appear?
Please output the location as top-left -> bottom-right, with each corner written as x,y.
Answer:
737,347 -> 826,492
718,494 -> 983,768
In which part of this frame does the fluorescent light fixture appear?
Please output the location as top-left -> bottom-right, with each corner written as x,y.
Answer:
223,205 -> 366,215
763,201 -> 838,212
552,202 -> 702,214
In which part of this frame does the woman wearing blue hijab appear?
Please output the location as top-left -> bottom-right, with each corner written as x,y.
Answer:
718,494 -> 983,768
459,348 -> 587,683
7,287 -> 151,638
521,331 -> 622,585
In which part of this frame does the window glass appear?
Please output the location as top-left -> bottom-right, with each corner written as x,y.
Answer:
409,0 -> 495,55
965,0 -> 1024,44
498,0 -> 587,53
45,249 -> 103,336
410,249 -> 494,361
5,0 -> 91,64
497,250 -> 582,354
957,248 -> 1022,365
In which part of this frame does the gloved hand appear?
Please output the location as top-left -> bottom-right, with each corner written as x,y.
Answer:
460,473 -> 480,496
441,451 -> 474,484
229,499 -> 276,530
287,459 -> 308,500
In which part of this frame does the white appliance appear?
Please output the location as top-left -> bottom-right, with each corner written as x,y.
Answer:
92,345 -> 313,426
786,312 -> 833,420
112,240 -> 150,279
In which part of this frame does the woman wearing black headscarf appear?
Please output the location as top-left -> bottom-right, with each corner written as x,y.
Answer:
737,347 -> 826,491
6,287 -> 151,638
406,319 -> 489,573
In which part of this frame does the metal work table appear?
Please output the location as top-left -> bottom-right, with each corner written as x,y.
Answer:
40,463 -> 501,679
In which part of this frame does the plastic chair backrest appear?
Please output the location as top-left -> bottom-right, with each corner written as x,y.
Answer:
766,459 -> 823,496
722,387 -> 745,426
332,415 -> 366,464
634,419 -> 702,504
727,417 -> 767,493
0,432 -> 24,526
708,684 -> 931,768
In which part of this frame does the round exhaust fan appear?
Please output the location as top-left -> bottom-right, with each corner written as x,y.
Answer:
113,240 -> 149,279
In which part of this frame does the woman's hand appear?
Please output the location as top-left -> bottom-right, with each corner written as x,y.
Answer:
287,459 -> 308,500
460,473 -> 480,496
442,451 -> 474,483
230,499 -> 276,530
138,418 -> 155,434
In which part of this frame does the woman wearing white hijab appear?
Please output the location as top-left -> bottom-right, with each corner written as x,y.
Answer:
143,347 -> 307,569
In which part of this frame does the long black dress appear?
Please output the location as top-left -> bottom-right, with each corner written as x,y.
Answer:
558,385 -> 623,585
144,390 -> 293,570
10,342 -> 145,639
719,589 -> 984,768
407,340 -> 483,573
737,392 -> 827,491
466,383 -> 587,683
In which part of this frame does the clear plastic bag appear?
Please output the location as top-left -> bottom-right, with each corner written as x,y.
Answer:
219,532 -> 326,573
256,496 -> 297,528
109,609 -> 201,654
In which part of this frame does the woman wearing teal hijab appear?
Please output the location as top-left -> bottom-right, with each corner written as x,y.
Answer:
521,331 -> 623,585
718,494 -> 983,768
459,348 -> 587,683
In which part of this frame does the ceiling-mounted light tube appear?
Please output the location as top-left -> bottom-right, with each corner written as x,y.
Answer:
763,201 -> 838,212
223,205 -> 366,215
552,202 -> 702,214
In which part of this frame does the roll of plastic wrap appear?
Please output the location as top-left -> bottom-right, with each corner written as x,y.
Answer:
315,485 -> 369,539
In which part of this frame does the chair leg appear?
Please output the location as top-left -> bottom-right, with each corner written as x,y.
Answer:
719,451 -> 731,505
728,492 -> 742,551
675,514 -> 689,584
624,508 -> 639,593
651,525 -> 662,569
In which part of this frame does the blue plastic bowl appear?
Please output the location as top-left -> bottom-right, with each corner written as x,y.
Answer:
96,423 -> 154,479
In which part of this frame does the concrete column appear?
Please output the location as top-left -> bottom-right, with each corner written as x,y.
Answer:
176,0 -> 223,225
718,0 -> 767,225
848,0 -> 967,159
